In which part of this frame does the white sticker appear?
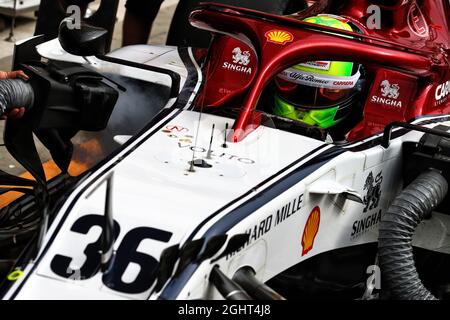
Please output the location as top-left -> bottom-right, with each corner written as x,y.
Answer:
278,68 -> 360,89
299,61 -> 331,71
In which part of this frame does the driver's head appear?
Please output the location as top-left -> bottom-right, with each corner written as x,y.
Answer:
273,14 -> 365,129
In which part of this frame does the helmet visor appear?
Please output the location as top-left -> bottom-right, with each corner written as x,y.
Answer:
274,94 -> 341,129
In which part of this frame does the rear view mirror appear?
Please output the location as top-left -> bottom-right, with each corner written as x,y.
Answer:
58,18 -> 108,56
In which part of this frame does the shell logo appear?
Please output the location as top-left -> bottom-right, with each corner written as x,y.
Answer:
265,30 -> 294,45
301,206 -> 321,256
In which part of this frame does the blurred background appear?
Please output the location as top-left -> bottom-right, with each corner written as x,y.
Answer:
0,0 -> 180,203
0,0 -> 179,71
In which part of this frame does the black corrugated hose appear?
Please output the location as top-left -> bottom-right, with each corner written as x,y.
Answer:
0,79 -> 34,116
378,170 -> 448,300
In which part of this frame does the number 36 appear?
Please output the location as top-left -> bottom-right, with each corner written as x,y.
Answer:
50,214 -> 172,294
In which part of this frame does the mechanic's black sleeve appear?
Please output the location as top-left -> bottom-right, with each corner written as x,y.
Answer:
125,0 -> 165,23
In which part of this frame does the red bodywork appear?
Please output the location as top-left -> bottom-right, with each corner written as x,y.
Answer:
190,0 -> 450,142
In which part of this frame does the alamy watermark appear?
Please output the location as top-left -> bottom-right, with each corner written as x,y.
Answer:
367,5 -> 382,30
64,4 -> 384,31
366,264 -> 381,290
66,5 -> 82,30
67,266 -> 83,281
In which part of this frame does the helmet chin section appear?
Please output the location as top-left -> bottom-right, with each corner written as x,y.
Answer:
273,89 -> 361,130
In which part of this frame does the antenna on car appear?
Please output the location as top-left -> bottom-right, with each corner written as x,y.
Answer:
101,172 -> 116,271
222,123 -> 229,149
188,122 -> 214,170
186,48 -> 213,173
187,147 -> 197,173
187,108 -> 205,173
206,124 -> 215,159
85,172 -> 117,271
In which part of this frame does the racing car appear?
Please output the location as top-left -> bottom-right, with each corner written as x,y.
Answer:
0,0 -> 450,300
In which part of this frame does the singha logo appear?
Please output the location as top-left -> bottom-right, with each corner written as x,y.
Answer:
371,80 -> 402,108
363,171 -> 383,213
222,47 -> 253,74
380,80 -> 400,99
232,47 -> 251,66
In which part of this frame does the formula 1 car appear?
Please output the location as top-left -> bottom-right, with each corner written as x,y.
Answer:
0,0 -> 450,300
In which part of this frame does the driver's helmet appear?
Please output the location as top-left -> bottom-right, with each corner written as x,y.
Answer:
273,15 -> 364,129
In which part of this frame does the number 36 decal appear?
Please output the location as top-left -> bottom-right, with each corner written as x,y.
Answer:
50,214 -> 172,294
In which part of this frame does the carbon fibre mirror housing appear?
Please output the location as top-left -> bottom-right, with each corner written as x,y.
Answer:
58,18 -> 108,56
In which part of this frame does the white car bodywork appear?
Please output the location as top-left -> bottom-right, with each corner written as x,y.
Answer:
3,40 -> 450,300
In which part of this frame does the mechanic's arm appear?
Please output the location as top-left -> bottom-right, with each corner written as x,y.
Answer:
0,71 -> 28,120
